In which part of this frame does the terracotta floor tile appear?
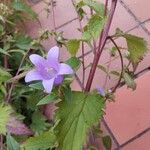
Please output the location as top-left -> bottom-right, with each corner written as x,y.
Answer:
28,2 -> 53,36
104,72 -> 150,144
121,131 -> 150,150
54,0 -> 76,27
144,21 -> 150,32
109,2 -> 137,35
121,0 -> 150,21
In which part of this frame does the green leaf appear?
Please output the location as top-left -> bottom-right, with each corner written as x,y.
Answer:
0,67 -> 12,82
115,29 -> 148,63
66,39 -> 80,56
123,72 -> 136,90
82,14 -> 105,41
12,0 -> 37,19
75,1 -> 85,20
14,33 -> 32,50
0,103 -> 12,134
102,135 -> 112,150
29,82 -> 43,90
0,48 -> 10,56
30,111 -> 50,135
27,91 -> 43,110
83,0 -> 105,16
6,134 -> 20,150
124,34 -> 148,63
22,131 -> 56,150
61,85 -> 72,103
66,57 -> 81,70
56,91 -> 105,150
110,70 -> 120,77
37,93 -> 57,106
8,49 -> 26,55
0,24 -> 4,35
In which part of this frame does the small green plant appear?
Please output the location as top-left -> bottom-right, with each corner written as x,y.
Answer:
0,0 -> 148,150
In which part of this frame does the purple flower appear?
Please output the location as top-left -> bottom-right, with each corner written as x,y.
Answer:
25,46 -> 73,93
96,86 -> 105,97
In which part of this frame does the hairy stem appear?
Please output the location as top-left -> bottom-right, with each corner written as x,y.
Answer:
7,49 -> 31,103
71,0 -> 85,89
51,0 -> 56,31
85,0 -> 118,92
90,8 -> 97,54
108,36 -> 124,93
74,73 -> 84,90
103,55 -> 112,88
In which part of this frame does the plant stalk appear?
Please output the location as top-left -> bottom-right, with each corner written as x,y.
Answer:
108,36 -> 124,93
85,0 -> 118,92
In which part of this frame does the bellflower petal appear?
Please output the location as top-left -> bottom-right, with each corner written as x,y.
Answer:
47,46 -> 59,61
29,54 -> 45,67
54,75 -> 64,85
25,69 -> 43,82
42,78 -> 55,93
25,46 -> 73,93
58,63 -> 73,75
96,86 -> 105,97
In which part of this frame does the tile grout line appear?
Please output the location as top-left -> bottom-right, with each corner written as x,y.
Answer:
56,18 -> 78,30
126,18 -> 150,33
78,18 -> 150,60
119,0 -> 150,37
102,118 -> 120,148
114,127 -> 150,150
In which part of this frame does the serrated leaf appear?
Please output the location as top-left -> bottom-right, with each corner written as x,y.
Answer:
14,33 -> 32,50
83,0 -> 105,16
22,131 -> 56,150
123,72 -> 136,90
124,34 -> 148,63
102,135 -> 112,150
12,0 -> 37,19
66,57 -> 81,70
66,39 -> 80,56
56,91 -> 105,150
37,93 -> 57,106
0,103 -> 12,134
6,134 -> 20,150
30,111 -> 50,135
82,14 -> 105,41
75,1 -> 85,20
115,29 -> 148,63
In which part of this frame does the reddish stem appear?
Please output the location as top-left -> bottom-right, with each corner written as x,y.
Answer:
51,0 -> 56,31
108,36 -> 124,93
85,0 -> 118,92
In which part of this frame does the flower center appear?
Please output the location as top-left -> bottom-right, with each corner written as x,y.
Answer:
45,67 -> 57,78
